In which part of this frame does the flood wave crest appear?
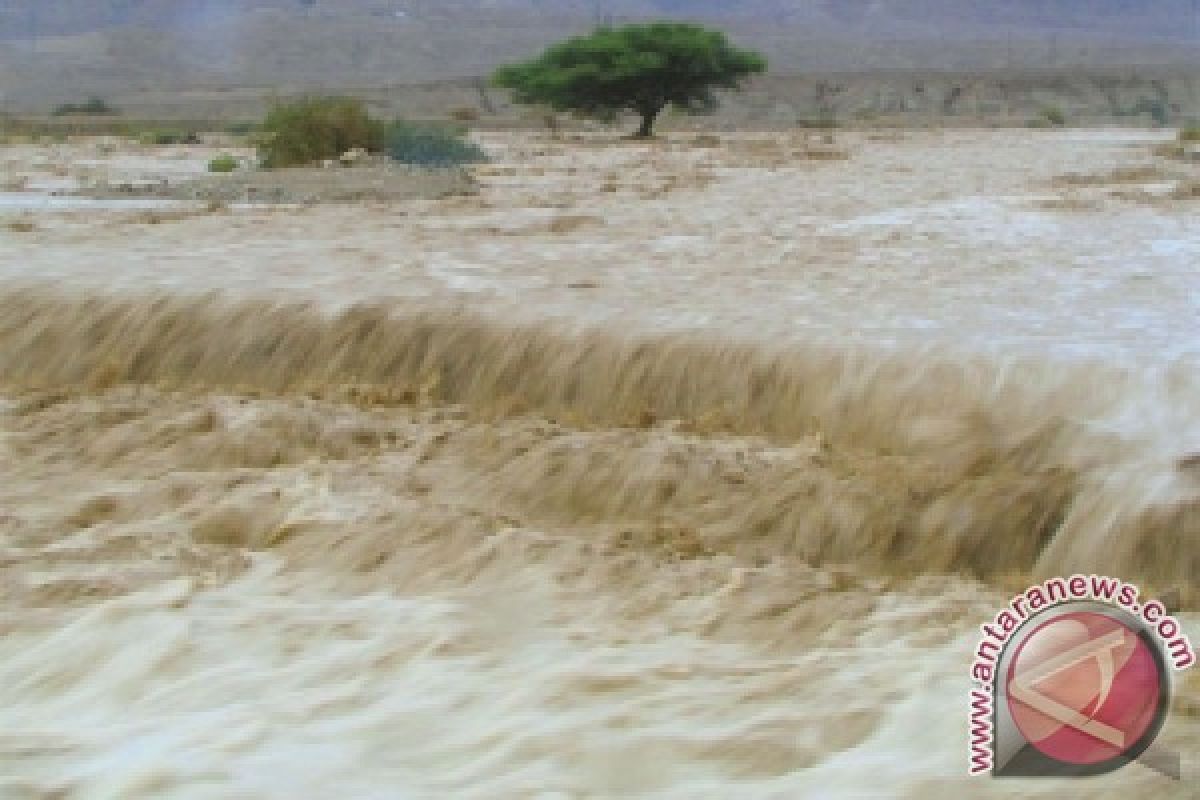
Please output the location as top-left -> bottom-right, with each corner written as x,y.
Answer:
1,287 -> 1196,601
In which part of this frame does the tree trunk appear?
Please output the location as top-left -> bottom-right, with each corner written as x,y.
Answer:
634,108 -> 659,138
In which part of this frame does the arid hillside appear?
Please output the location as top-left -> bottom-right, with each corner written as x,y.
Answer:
1,1 -> 1199,108
22,69 -> 1197,134
3,1 -> 1199,40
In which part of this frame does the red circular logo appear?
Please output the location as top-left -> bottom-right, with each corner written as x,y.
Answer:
1005,610 -> 1165,766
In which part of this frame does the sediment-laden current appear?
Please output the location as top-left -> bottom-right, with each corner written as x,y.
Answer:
0,287 -> 1196,798
1,130 -> 1198,797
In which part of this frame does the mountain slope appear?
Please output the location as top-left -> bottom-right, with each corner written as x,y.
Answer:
0,1 -> 1197,106
2,1 -> 1198,40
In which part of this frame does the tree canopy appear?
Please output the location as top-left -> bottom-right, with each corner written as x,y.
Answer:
493,23 -> 767,137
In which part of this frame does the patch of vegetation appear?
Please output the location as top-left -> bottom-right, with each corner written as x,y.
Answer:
493,23 -> 766,138
1179,125 -> 1200,143
797,117 -> 840,130
384,121 -> 487,167
257,96 -> 385,169
1135,98 -> 1170,126
208,154 -> 240,173
137,128 -> 200,146
1114,98 -> 1170,126
226,121 -> 258,136
1028,107 -> 1068,129
52,97 -> 117,116
1040,107 -> 1067,127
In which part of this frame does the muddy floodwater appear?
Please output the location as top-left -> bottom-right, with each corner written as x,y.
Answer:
0,129 -> 1198,798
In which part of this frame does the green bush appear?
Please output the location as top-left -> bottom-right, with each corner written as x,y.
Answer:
797,117 -> 839,130
208,154 -> 240,173
226,121 -> 258,136
1179,125 -> 1200,143
257,96 -> 385,169
52,97 -> 117,116
138,128 -> 200,146
384,121 -> 487,167
1133,98 -> 1170,126
1040,107 -> 1067,127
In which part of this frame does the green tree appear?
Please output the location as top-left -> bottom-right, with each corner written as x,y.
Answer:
493,23 -> 766,138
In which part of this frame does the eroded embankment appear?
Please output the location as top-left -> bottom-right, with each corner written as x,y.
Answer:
1,286 -> 1196,602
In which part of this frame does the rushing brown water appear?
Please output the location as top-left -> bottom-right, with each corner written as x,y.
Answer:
0,287 -> 1197,797
1,130 -> 1198,797
1,287 -> 1198,592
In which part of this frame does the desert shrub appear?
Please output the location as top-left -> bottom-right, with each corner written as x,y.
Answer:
138,128 -> 199,146
226,120 -> 257,136
797,117 -> 839,130
384,120 -> 487,167
257,96 -> 385,169
1133,98 -> 1170,126
208,154 -> 240,173
52,97 -> 117,116
1179,125 -> 1200,143
1039,107 -> 1067,127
